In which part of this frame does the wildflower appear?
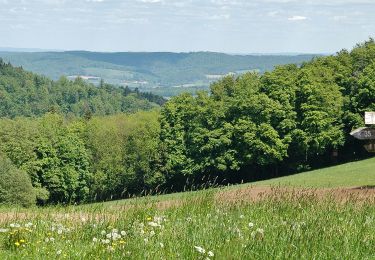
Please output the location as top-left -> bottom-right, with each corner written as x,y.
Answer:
208,251 -> 214,257
148,222 -> 160,227
25,222 -> 33,228
93,237 -> 98,243
194,246 -> 206,254
0,228 -> 9,233
239,215 -> 244,219
20,239 -> 25,243
50,237 -> 55,242
144,238 -> 148,243
15,242 -> 20,247
160,242 -> 164,248
45,238 -> 50,242
106,233 -> 112,239
57,250 -> 62,255
101,230 -> 106,235
248,222 -> 254,228
147,217 -> 152,221
150,230 -> 155,237
121,231 -> 126,236
57,229 -> 63,235
119,240 -> 125,244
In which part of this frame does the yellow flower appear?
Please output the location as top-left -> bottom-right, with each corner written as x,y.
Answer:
147,217 -> 152,221
15,242 -> 20,246
119,240 -> 125,244
20,239 -> 25,243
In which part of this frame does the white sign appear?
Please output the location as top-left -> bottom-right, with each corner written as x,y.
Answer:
365,112 -> 375,125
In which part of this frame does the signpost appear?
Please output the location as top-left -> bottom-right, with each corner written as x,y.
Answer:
350,112 -> 375,153
365,112 -> 375,125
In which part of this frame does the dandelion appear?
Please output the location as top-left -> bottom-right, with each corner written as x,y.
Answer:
20,239 -> 25,243
147,217 -> 152,221
15,242 -> 20,247
194,246 -> 206,254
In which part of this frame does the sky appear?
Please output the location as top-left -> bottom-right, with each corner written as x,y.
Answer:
0,0 -> 374,53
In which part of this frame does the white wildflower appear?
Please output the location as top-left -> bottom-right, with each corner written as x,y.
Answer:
57,229 -> 63,235
248,222 -> 254,228
93,237 -> 98,242
160,242 -> 164,248
56,250 -> 62,255
50,237 -> 55,242
101,230 -> 106,235
121,230 -> 126,236
208,251 -> 214,257
0,228 -> 9,233
25,222 -> 33,228
194,246 -> 206,254
148,222 -> 160,227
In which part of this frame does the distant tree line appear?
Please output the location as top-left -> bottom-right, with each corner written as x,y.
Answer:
0,40 -> 374,206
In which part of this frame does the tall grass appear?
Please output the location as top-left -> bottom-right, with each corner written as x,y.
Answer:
0,189 -> 373,259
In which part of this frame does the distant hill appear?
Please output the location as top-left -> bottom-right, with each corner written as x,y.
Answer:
0,60 -> 162,118
0,51 -> 318,96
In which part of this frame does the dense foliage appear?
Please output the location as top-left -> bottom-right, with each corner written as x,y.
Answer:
0,40 -> 374,206
0,154 -> 36,207
0,60 -> 163,118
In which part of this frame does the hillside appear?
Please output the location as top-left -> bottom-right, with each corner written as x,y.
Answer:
0,51 -> 317,96
0,60 -> 162,118
251,157 -> 375,188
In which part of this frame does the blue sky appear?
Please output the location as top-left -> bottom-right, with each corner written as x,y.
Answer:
1,0 -> 374,53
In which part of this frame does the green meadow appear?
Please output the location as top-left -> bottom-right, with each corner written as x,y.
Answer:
0,159 -> 374,259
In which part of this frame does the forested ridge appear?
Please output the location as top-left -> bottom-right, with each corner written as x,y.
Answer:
0,59 -> 164,118
1,40 -> 375,206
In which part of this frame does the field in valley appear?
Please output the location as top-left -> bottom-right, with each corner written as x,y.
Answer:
0,158 -> 374,259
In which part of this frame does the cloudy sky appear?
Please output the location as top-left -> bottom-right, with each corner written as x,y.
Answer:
0,0 -> 374,53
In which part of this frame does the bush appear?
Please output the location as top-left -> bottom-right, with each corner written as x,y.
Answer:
0,155 -> 36,207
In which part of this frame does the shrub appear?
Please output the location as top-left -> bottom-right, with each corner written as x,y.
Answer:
0,155 -> 36,207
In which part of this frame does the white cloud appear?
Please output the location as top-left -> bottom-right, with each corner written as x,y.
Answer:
287,15 -> 307,21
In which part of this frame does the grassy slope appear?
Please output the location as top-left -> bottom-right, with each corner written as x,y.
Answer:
251,157 -> 375,188
89,157 -> 375,208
